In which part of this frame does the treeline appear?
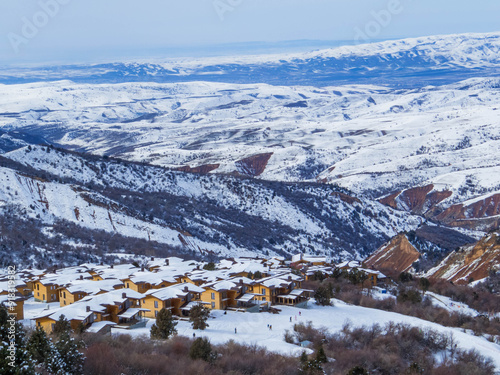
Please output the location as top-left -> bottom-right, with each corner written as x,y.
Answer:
0,206 -> 192,268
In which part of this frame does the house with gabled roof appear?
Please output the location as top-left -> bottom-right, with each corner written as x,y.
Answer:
33,288 -> 146,333
59,278 -> 124,307
140,283 -> 205,318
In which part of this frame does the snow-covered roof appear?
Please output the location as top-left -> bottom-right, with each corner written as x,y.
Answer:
86,321 -> 116,333
146,283 -> 205,301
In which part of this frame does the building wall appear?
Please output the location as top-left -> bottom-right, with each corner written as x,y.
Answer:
59,289 -> 88,307
200,289 -> 224,310
33,282 -> 59,303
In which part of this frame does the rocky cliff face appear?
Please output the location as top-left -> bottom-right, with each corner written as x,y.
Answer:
235,153 -> 273,176
379,185 -> 500,232
364,234 -> 421,273
435,193 -> 500,231
426,233 -> 500,284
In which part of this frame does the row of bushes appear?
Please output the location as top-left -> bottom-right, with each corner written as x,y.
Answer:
304,275 -> 500,339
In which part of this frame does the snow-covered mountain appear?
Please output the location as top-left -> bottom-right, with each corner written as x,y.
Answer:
2,32 -> 500,87
0,146 -> 425,266
0,32 -> 499,266
0,76 -> 498,231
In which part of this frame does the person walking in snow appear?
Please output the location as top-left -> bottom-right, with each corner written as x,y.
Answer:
235,328 -> 237,334
290,316 -> 292,322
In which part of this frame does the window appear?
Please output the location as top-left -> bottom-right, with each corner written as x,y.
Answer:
63,291 -> 66,298
211,302 -> 215,309
211,293 -> 215,300
43,294 -> 45,300
155,310 -> 158,317
154,301 -> 158,308
262,289 -> 266,295
126,283 -> 130,288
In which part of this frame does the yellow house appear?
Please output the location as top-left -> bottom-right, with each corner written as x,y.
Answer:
33,280 -> 60,303
0,296 -> 25,320
200,280 -> 245,310
141,283 -> 205,318
34,289 -> 145,333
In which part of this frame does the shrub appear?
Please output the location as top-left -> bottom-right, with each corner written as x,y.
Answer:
189,337 -> 216,363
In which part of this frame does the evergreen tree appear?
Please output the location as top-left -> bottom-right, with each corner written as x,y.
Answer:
51,331 -> 85,375
53,314 -> 72,337
315,345 -> 328,363
203,262 -> 216,271
347,366 -> 368,375
299,351 -> 309,365
419,277 -> 430,295
189,304 -> 211,330
27,326 -> 52,364
189,337 -> 216,363
314,284 -> 333,306
254,271 -> 263,279
0,305 -> 36,375
150,308 -> 178,340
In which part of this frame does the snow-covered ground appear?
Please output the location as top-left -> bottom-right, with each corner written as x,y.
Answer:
103,300 -> 500,369
426,292 -> 479,317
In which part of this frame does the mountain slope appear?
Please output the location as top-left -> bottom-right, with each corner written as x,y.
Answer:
0,146 -> 425,266
1,77 -> 498,231
426,232 -> 500,284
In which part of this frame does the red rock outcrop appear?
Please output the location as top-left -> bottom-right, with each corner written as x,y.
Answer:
426,233 -> 500,284
378,184 -> 453,215
235,153 -> 273,176
331,192 -> 361,205
435,193 -> 500,231
364,234 -> 421,273
175,164 -> 220,174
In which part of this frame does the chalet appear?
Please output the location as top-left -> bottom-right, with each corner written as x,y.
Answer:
141,283 -> 205,318
291,254 -> 328,267
32,288 -> 145,333
200,279 -> 248,310
0,294 -> 25,320
0,279 -> 31,297
59,278 -> 124,307
121,270 -> 177,293
252,273 -> 304,305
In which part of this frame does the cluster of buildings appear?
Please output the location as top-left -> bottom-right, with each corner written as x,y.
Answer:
0,255 -> 385,334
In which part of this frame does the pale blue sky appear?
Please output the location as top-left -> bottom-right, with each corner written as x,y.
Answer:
1,0 -> 499,65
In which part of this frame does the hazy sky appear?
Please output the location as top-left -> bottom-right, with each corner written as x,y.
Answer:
1,0 -> 499,65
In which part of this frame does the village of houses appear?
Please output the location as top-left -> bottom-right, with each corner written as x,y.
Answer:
0,254 -> 386,335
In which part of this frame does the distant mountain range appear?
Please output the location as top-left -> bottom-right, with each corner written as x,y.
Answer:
1,32 -> 500,87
